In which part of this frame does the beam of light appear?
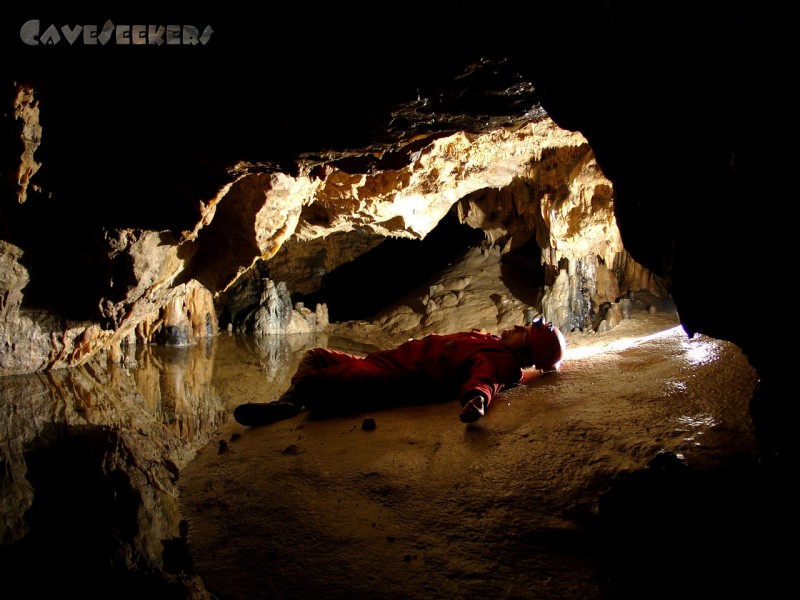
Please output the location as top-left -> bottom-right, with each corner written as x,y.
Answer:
563,324 -> 686,361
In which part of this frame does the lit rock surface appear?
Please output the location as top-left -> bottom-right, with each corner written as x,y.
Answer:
1,108 -> 648,373
178,312 -> 775,600
0,7 -> 793,597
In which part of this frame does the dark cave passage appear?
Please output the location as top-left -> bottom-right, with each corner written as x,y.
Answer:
499,235 -> 548,309
297,211 -> 486,323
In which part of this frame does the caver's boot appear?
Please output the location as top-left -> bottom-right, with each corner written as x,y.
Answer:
233,399 -> 303,427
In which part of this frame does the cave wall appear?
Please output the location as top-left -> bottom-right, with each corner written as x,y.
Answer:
215,140 -> 663,335
0,3 -> 792,460
4,85 -> 658,373
511,2 -> 792,462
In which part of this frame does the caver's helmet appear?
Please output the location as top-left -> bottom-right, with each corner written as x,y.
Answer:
524,315 -> 567,372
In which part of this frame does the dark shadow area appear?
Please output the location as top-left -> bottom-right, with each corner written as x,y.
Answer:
589,451 -> 794,599
499,235 -> 547,308
297,210 -> 485,322
0,424 -> 193,600
4,197 -> 114,320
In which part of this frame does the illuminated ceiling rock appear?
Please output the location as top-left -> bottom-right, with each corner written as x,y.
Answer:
187,119 -> 588,295
295,120 -> 586,242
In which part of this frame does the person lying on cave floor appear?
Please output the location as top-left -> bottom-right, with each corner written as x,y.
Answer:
233,315 -> 567,427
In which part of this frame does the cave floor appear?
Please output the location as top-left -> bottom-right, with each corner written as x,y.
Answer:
178,312 -> 789,599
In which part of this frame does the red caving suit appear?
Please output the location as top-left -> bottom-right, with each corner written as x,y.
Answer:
291,330 -> 524,414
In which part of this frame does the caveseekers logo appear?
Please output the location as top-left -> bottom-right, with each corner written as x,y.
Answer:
20,19 -> 213,46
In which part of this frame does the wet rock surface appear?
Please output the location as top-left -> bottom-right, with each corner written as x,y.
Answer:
179,312 -> 788,599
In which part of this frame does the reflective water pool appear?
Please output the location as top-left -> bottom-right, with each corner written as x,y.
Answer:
0,318 -> 787,599
0,331 -> 357,598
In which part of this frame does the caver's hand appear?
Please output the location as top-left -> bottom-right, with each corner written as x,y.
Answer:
459,394 -> 486,423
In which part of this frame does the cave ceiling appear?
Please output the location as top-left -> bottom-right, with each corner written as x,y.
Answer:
0,2 -> 793,385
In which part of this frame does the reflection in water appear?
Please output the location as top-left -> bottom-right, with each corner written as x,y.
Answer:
0,333 -> 328,598
4,322 -> 753,599
211,330 -> 340,410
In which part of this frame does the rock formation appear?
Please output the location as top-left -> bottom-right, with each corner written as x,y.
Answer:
0,0 -> 791,499
0,4 -> 794,598
251,278 -> 328,336
1,90 -> 657,374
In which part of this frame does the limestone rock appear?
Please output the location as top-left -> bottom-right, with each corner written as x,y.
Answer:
0,53 -> 664,375
252,279 -> 328,336
7,85 -> 42,204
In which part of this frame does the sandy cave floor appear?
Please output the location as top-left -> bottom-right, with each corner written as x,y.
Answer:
177,312 -> 791,599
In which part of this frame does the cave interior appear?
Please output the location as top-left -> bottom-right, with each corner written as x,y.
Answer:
0,2 -> 795,599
